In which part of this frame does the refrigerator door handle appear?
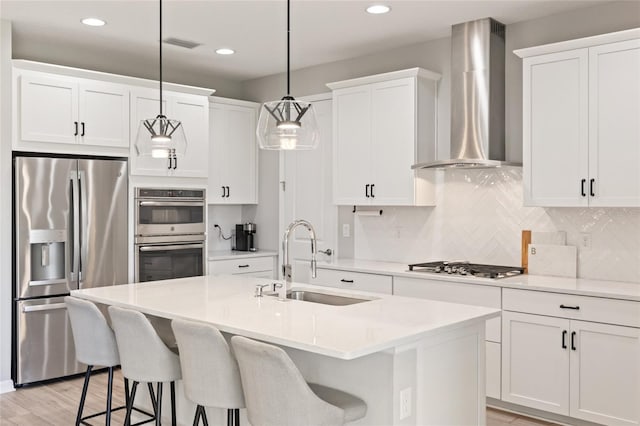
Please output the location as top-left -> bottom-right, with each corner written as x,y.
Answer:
22,303 -> 68,313
78,170 -> 88,284
69,173 -> 80,286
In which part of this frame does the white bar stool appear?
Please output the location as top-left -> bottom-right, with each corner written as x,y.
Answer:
65,296 -> 125,425
171,319 -> 245,426
231,336 -> 367,426
109,306 -> 182,426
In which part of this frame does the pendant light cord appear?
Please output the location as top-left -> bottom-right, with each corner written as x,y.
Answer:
286,0 -> 290,96
159,0 -> 164,116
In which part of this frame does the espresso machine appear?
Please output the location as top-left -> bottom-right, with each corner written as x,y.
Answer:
235,223 -> 257,251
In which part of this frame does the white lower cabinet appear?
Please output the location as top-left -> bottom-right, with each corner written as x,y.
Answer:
208,256 -> 276,279
502,288 -> 640,425
309,267 -> 392,294
394,276 -> 502,399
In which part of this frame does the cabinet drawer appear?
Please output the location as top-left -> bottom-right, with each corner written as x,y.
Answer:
394,277 -> 502,342
503,288 -> 640,328
209,257 -> 274,275
310,268 -> 392,294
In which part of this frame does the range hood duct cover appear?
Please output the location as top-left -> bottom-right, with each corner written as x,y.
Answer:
413,18 -> 519,169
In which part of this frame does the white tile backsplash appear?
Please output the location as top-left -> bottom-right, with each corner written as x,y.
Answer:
353,167 -> 640,283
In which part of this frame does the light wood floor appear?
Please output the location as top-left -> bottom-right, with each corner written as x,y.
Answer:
0,368 -> 557,425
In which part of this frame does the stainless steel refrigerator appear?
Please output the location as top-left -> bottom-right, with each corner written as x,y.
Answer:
13,155 -> 128,386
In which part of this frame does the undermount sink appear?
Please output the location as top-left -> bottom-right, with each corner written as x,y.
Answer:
270,289 -> 372,306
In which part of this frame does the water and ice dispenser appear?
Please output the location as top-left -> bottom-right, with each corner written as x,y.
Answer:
29,230 -> 66,285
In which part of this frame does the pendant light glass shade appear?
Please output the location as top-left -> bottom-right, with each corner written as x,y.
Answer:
256,0 -> 319,150
257,97 -> 319,150
134,0 -> 186,158
135,115 -> 186,158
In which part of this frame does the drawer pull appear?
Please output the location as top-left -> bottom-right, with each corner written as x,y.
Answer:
238,264 -> 250,268
562,330 -> 567,349
560,304 -> 580,310
571,331 -> 577,351
340,279 -> 354,283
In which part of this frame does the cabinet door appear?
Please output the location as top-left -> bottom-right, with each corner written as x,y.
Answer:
502,312 -> 570,415
570,320 -> 640,425
78,81 -> 129,148
208,104 -> 225,202
588,39 -> 640,207
20,72 -> 78,144
333,85 -> 371,204
171,94 -> 209,178
209,103 -> 258,204
129,90 -> 171,175
370,78 -> 416,205
523,49 -> 589,207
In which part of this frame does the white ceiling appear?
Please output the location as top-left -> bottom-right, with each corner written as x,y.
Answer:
1,0 -> 610,82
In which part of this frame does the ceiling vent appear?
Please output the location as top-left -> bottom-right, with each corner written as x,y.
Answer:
163,37 -> 201,49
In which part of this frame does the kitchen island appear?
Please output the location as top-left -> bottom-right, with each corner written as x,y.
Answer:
71,274 -> 500,425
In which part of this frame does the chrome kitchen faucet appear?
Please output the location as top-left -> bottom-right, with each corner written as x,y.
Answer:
281,220 -> 317,298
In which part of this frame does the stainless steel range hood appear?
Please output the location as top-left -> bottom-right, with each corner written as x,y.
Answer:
413,18 -> 519,169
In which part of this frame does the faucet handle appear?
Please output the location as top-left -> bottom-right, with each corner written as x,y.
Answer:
255,282 -> 283,297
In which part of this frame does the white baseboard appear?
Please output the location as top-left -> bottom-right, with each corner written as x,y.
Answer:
0,379 -> 15,394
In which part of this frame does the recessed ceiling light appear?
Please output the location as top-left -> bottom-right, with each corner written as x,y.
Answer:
366,5 -> 391,14
215,48 -> 235,55
81,17 -> 106,27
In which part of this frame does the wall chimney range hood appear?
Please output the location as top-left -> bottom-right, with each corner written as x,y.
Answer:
413,18 -> 520,169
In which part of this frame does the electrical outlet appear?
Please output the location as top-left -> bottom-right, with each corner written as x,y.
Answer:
342,224 -> 350,238
399,387 -> 412,420
580,232 -> 592,249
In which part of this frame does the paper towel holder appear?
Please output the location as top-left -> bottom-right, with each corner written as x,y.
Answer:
352,206 -> 383,216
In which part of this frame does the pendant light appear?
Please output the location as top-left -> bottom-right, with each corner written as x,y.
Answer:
135,0 -> 186,159
257,0 -> 319,150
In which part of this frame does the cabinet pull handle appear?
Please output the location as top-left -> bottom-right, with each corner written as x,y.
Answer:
173,152 -> 177,169
560,304 -> 580,310
226,186 -> 230,198
238,264 -> 250,268
81,122 -> 85,137
340,279 -> 354,283
580,179 -> 586,197
365,184 -> 370,198
562,330 -> 567,349
590,179 -> 595,197
571,331 -> 577,351
167,157 -> 172,170
74,121 -> 78,136
370,184 -> 375,198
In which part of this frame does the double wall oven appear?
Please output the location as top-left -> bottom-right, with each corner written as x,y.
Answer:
134,188 -> 206,282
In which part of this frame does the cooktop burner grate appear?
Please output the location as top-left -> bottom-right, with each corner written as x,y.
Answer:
407,261 -> 524,279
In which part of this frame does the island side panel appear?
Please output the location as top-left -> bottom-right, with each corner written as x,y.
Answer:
417,322 -> 487,425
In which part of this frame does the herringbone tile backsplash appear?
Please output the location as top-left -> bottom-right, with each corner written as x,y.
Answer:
354,167 -> 640,283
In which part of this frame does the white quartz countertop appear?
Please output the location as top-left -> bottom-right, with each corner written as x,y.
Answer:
208,250 -> 277,261
316,259 -> 640,302
71,275 -> 499,360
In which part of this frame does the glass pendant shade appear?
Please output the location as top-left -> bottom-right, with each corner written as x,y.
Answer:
257,97 -> 319,150
135,115 -> 186,158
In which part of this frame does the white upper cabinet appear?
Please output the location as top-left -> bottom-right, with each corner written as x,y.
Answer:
129,88 -> 209,178
208,97 -> 259,204
328,68 -> 440,206
517,29 -> 640,207
16,70 -> 129,152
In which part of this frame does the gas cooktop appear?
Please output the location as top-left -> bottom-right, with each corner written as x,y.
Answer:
407,261 -> 524,279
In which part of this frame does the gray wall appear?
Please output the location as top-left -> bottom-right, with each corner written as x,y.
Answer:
241,0 -> 640,252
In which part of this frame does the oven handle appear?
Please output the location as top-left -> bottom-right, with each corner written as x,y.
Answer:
139,243 -> 204,252
138,201 -> 205,207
